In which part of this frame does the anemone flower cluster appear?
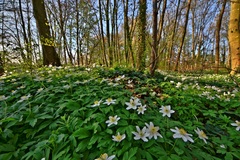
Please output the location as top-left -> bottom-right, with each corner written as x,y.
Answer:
125,96 -> 147,114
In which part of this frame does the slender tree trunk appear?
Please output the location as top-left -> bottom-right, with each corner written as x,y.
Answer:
76,0 -> 80,66
32,0 -> 61,66
157,0 -> 166,44
98,0 -> 108,66
26,1 -> 33,64
137,0 -> 147,71
174,0 -> 192,71
168,0 -> 180,70
19,0 -> 33,69
191,4 -> 196,69
106,0 -> 113,66
228,0 -> 240,75
0,56 -> 4,76
123,0 -> 128,64
0,0 -> 5,75
13,2 -> 25,62
215,0 -> 227,73
19,0 -> 30,61
57,0 -> 73,65
150,0 -> 158,75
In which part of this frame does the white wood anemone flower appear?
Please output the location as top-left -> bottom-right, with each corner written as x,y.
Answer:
112,132 -> 126,142
125,97 -> 141,110
170,127 -> 194,143
132,126 -> 149,142
159,105 -> 175,118
95,153 -> 115,160
137,105 -> 147,114
103,98 -> 116,105
91,99 -> 102,107
145,122 -> 163,139
194,128 -> 208,144
106,115 -> 120,127
231,120 -> 240,131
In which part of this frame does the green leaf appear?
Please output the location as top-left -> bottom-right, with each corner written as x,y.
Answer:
73,128 -> 90,139
76,139 -> 89,152
170,154 -> 182,160
29,118 -> 38,127
0,152 -> 13,160
20,141 -> 36,150
88,135 -> 101,147
129,147 -> 138,159
38,114 -> 53,119
56,134 -> 66,143
232,151 -> 240,159
225,152 -> 233,160
143,150 -> 154,160
117,140 -> 131,156
0,144 -> 15,152
123,151 -> 129,160
68,135 -> 77,147
174,147 -> 184,155
118,120 -> 128,126
65,100 -> 80,111
144,140 -> 155,148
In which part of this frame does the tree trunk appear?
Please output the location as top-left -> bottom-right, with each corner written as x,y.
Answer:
98,0 -> 108,66
137,0 -> 147,71
174,0 -> 191,71
229,0 -> 240,75
168,0 -> 181,70
19,0 -> 30,61
150,0 -> 158,75
215,0 -> 227,73
32,0 -> 61,66
57,0 -> 73,65
0,56 -> 4,76
106,0 -> 113,66
0,0 -> 5,75
76,0 -> 80,66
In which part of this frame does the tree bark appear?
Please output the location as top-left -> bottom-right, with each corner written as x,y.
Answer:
106,0 -> 113,66
229,0 -> 240,75
137,0 -> 147,71
174,0 -> 192,71
150,0 -> 158,75
98,0 -> 108,66
215,0 -> 227,73
0,56 -> 4,76
168,0 -> 181,70
32,0 -> 61,66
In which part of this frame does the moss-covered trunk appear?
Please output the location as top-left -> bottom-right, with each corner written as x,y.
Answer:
137,0 -> 147,71
32,0 -> 61,66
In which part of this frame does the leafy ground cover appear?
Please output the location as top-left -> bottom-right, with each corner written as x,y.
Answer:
0,66 -> 240,160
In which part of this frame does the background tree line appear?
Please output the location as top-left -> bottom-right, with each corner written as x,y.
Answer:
0,0 -> 239,75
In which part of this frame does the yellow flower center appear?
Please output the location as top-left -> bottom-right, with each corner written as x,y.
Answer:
110,117 -> 115,122
150,127 -> 157,133
130,99 -> 136,106
199,131 -> 207,138
236,121 -> 240,126
164,108 -> 169,113
94,101 -> 99,105
115,135 -> 122,141
139,131 -> 145,137
100,153 -> 108,159
107,98 -> 112,102
179,128 -> 187,135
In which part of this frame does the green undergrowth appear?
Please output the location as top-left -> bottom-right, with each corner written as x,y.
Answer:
0,66 -> 240,160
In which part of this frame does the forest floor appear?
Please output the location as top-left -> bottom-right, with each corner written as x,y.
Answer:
0,66 -> 240,160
